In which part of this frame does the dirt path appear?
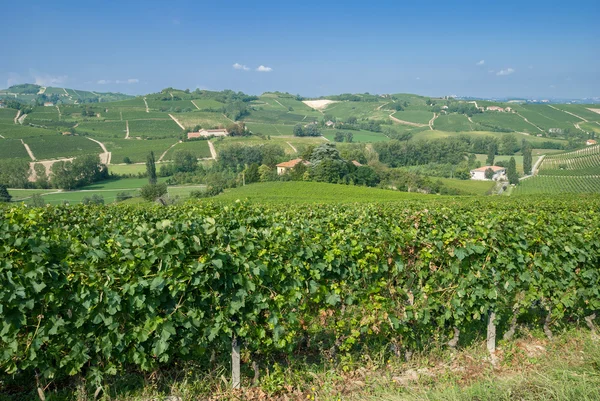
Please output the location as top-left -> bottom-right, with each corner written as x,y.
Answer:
0,134 -> 5,138
169,114 -> 186,130
286,142 -> 298,153
273,99 -> 286,109
56,105 -> 61,121
429,113 -> 438,130
191,100 -> 200,110
86,137 -> 111,164
158,141 -> 182,162
320,136 -> 330,142
548,104 -> 588,122
120,111 -> 123,121
17,114 -> 27,124
28,159 -> 74,181
389,113 -> 428,127
37,86 -> 47,95
468,101 -> 479,109
377,102 -> 391,111
516,113 -> 544,132
207,140 -> 217,159
14,110 -> 20,124
143,97 -> 149,113
125,120 -> 130,139
63,88 -> 69,95
222,113 -> 235,123
21,139 -> 36,161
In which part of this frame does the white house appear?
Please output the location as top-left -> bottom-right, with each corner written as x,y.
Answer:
187,129 -> 228,139
325,120 -> 335,127
276,158 -> 310,175
586,139 -> 597,146
470,165 -> 506,181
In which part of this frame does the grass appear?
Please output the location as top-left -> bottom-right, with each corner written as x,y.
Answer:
108,163 -> 150,175
391,110 -> 433,124
3,326 -> 598,400
0,139 -> 30,159
321,129 -> 390,143
216,181 -> 436,203
26,135 -> 103,160
411,130 -> 565,149
433,114 -> 483,131
0,122 -> 57,139
246,122 -> 296,136
162,140 -> 212,160
103,138 -> 179,163
127,119 -> 183,138
323,101 -> 391,121
169,111 -> 231,129
76,121 -> 127,138
471,112 -> 539,133
514,176 -> 600,194
80,177 -> 168,190
437,177 -> 495,195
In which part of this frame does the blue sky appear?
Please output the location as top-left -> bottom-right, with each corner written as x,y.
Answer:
2,0 -> 598,98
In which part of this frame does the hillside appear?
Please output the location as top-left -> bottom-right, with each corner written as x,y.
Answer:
0,83 -> 133,105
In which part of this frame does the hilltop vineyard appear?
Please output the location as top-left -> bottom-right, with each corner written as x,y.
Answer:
1,198 -> 599,383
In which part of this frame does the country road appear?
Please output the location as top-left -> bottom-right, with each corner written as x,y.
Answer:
21,139 -> 36,161
158,141 -> 182,162
17,114 -> 27,124
389,113 -> 428,127
125,120 -> 130,139
86,137 -> 111,165
286,142 -> 297,153
14,110 -> 20,124
56,105 -> 62,121
208,141 -> 217,159
191,100 -> 200,110
516,113 -> 544,132
520,155 -> 545,181
547,104 -> 588,122
143,97 -> 149,113
169,114 -> 186,130
429,113 -> 438,130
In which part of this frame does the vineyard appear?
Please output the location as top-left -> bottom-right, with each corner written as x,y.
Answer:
1,197 -> 599,390
538,144 -> 600,175
514,176 -> 600,194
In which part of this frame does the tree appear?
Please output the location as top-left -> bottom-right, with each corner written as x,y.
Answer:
258,164 -> 276,182
123,157 -> 132,164
293,124 -> 304,137
0,184 -> 11,202
0,159 -> 30,188
244,163 -> 260,183
522,141 -> 532,175
34,164 -> 50,189
51,161 -> 77,190
146,151 -> 157,185
500,134 -> 519,155
140,183 -> 167,201
507,157 -> 519,185
174,150 -> 198,173
345,132 -> 353,143
82,194 -> 105,205
484,168 -> 495,180
30,193 -> 45,207
334,131 -> 345,142
71,154 -> 108,186
486,143 -> 497,166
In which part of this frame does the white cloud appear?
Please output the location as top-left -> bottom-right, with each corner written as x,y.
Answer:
99,78 -> 139,84
233,63 -> 250,71
127,78 -> 139,84
256,65 -> 273,72
97,79 -> 111,84
497,68 -> 515,76
476,60 -> 485,66
32,72 -> 67,86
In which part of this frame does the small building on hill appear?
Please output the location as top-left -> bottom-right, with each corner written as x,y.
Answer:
470,165 -> 506,181
325,120 -> 335,127
586,139 -> 597,146
351,160 -> 362,167
43,102 -> 54,107
486,106 -> 505,112
187,128 -> 228,140
276,158 -> 310,175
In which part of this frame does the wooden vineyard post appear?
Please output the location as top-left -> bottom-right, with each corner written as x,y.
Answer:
487,312 -> 497,355
232,336 -> 241,389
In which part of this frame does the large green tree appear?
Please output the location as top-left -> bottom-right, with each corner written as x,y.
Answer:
507,157 -> 519,185
174,150 -> 198,173
0,184 -> 11,202
0,159 -> 30,188
146,151 -> 157,185
522,141 -> 533,175
486,142 -> 497,166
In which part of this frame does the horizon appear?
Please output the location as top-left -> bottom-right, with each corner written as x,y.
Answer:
1,0 -> 599,99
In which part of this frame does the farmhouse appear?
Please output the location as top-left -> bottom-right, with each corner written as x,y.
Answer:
276,158 -> 310,175
187,128 -> 228,139
470,165 -> 506,181
586,139 -> 597,146
325,120 -> 335,127
505,107 -> 513,112
486,106 -> 505,112
43,102 -> 54,107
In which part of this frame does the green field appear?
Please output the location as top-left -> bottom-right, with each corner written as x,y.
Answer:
76,121 -> 127,138
103,138 -> 179,163
538,145 -> 600,175
321,101 -> 390,120
216,181 -> 435,203
0,122 -> 57,139
108,163 -> 149,175
0,139 -> 30,159
246,122 -> 295,136
515,176 -> 600,195
25,136 -> 103,160
162,140 -> 212,160
127,119 -> 182,138
512,104 -> 581,132
437,177 -> 496,195
321,128 -> 389,142
411,129 -> 565,149
433,114 -> 482,131
170,111 -> 231,129
551,105 -> 600,122
391,110 -> 433,124
475,154 -> 542,175
471,112 -> 539,133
